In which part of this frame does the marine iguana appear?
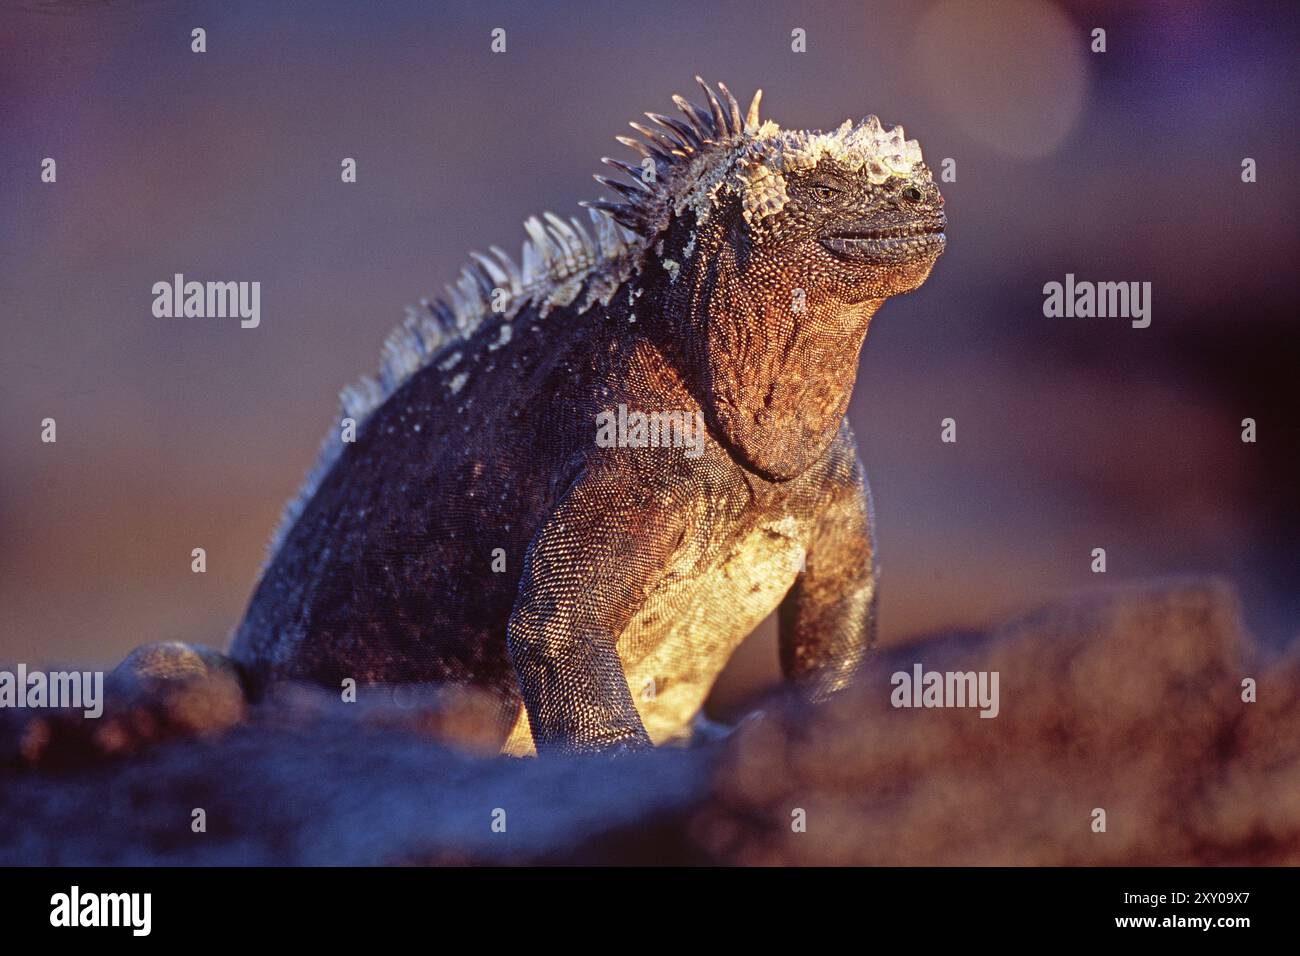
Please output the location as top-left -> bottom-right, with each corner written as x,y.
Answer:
137,79 -> 947,756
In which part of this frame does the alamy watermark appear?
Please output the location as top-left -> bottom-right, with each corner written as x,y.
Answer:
0,664 -> 103,718
891,663 -> 999,718
1042,273 -> 1151,328
50,886 -> 151,936
152,273 -> 260,328
595,404 -> 705,458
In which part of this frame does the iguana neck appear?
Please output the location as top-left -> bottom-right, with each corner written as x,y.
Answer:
632,219 -> 883,481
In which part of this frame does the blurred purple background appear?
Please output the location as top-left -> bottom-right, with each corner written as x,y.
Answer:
1,0 -> 1296,710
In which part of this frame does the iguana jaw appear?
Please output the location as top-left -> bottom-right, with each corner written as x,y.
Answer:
819,216 -> 947,264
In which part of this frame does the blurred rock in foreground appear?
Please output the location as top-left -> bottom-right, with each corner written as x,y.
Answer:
2,578 -> 1296,865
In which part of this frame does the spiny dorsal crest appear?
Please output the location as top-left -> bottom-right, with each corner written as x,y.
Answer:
337,78 -> 761,435
591,77 -> 927,235
266,79 -> 926,563
584,76 -> 763,235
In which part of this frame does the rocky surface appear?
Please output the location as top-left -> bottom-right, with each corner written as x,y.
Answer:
2,578 -> 1295,865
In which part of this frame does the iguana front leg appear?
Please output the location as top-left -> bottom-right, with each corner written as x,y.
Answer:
777,453 -> 877,701
506,464 -> 689,754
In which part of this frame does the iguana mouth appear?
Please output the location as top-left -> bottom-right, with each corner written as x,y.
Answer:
820,221 -> 946,261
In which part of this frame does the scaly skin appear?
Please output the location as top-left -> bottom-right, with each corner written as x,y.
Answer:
160,80 -> 946,756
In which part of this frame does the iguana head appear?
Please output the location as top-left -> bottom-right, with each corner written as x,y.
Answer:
593,78 -> 947,480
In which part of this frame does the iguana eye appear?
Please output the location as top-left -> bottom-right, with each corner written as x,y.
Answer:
902,185 -> 923,202
807,183 -> 840,202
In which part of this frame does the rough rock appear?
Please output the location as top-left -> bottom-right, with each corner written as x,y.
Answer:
2,578 -> 1294,865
